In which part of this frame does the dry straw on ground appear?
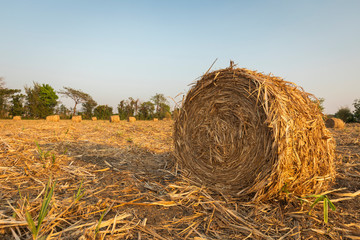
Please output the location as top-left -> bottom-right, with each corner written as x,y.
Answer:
72,115 -> 82,123
92,117 -> 97,121
128,117 -> 136,122
46,115 -> 60,122
174,66 -> 336,201
12,116 -> 21,121
326,118 -> 345,129
0,120 -> 359,239
110,115 -> 120,123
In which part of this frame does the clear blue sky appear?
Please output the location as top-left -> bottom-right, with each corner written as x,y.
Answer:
1,0 -> 359,114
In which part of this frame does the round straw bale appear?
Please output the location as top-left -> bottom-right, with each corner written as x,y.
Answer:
46,115 -> 60,122
71,115 -> 82,123
13,116 -> 21,121
325,118 -> 345,129
153,118 -> 159,122
92,117 -> 97,121
174,67 -> 335,201
110,115 -> 120,123
163,112 -> 172,121
128,117 -> 136,122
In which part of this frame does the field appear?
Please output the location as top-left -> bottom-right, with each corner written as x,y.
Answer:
0,120 -> 359,239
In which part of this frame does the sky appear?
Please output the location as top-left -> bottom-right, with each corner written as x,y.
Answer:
0,0 -> 359,114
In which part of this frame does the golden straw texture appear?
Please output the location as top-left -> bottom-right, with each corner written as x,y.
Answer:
174,67 -> 335,201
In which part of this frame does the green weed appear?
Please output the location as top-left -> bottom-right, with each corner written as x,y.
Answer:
35,141 -> 50,161
51,153 -> 56,165
306,194 -> 336,224
95,205 -> 112,238
74,179 -> 85,202
25,177 -> 56,239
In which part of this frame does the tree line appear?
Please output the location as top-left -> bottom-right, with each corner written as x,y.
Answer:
0,78 -> 172,120
332,99 -> 360,123
312,97 -> 360,123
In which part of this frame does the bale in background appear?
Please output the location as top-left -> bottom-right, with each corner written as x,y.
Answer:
13,116 -> 21,121
153,118 -> 159,122
72,115 -> 82,123
163,112 -> 172,121
325,118 -> 345,129
174,66 -> 335,201
110,115 -> 120,123
128,117 -> 136,122
46,115 -> 60,122
92,117 -> 97,121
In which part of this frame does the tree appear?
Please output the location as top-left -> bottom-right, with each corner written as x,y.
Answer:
57,104 -> 70,119
117,100 -> 127,120
0,77 -> 21,118
334,107 -> 355,123
158,102 -> 171,119
59,87 -> 94,115
150,93 -> 171,119
25,82 -> 58,118
117,97 -> 137,120
94,105 -> 113,120
313,97 -> 325,113
151,93 -> 167,113
10,94 -> 25,116
137,101 -> 155,120
128,97 -> 139,116
353,99 -> 360,122
82,98 -> 97,119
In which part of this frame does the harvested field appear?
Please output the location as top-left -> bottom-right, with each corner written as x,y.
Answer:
0,120 -> 359,239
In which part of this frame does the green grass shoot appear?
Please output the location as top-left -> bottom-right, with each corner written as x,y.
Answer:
307,194 -> 336,224
95,205 -> 112,237
74,179 -> 85,202
25,177 -> 56,239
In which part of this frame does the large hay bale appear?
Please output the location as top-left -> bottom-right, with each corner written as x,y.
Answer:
72,115 -> 82,123
110,115 -> 120,123
325,118 -> 345,129
153,118 -> 159,122
92,117 -> 97,121
13,116 -> 21,121
128,117 -> 136,122
174,67 -> 335,201
46,115 -> 60,122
